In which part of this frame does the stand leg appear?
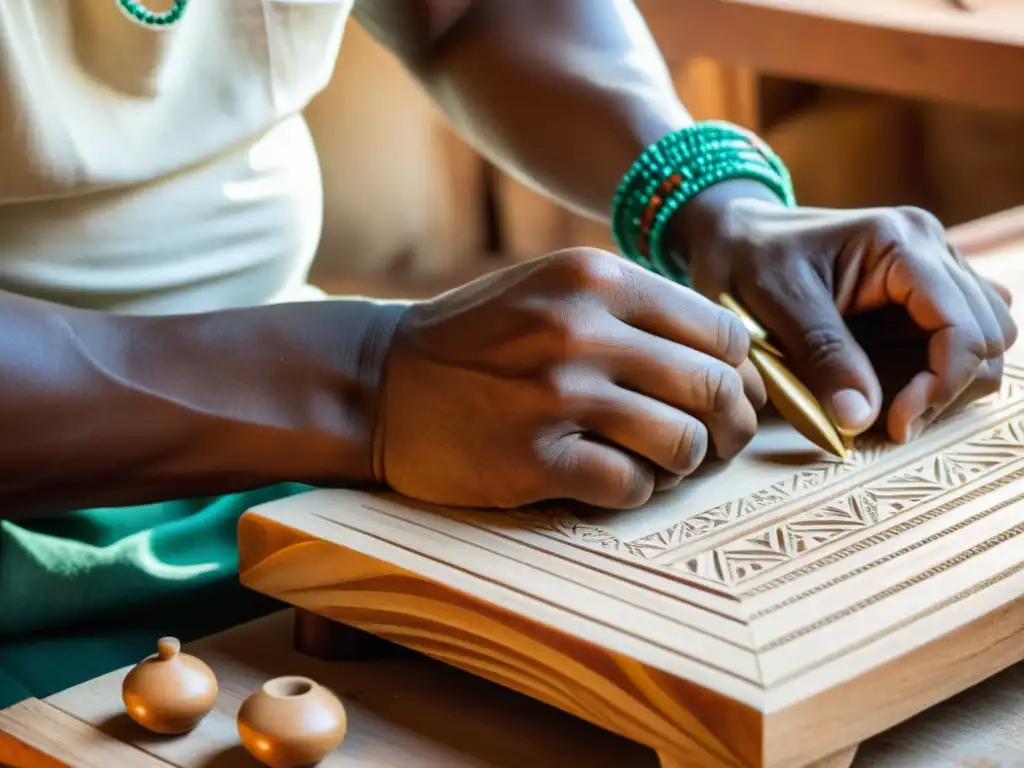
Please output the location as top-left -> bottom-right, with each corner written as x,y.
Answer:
292,608 -> 417,661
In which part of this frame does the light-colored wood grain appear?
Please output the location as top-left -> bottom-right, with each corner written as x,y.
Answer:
6,217 -> 1023,768
637,0 -> 1024,111
239,218 -> 1024,767
853,663 -> 1024,767
0,698 -> 171,768
7,612 -> 1024,768
4,611 -> 656,768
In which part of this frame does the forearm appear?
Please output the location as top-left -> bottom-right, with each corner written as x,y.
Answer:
0,293 -> 405,517
401,0 -> 693,221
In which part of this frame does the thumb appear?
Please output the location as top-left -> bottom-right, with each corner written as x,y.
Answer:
739,261 -> 882,435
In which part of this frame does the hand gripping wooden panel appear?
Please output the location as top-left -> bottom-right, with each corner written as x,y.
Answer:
238,363 -> 1024,768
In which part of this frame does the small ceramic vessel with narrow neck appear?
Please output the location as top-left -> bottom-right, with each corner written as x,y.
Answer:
121,636 -> 218,734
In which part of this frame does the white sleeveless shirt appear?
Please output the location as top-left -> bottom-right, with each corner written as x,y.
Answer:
0,0 -> 355,313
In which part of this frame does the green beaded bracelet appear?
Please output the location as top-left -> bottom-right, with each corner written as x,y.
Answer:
611,120 -> 796,285
117,0 -> 189,27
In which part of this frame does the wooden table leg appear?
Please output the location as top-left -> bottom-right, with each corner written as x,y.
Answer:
292,608 -> 418,661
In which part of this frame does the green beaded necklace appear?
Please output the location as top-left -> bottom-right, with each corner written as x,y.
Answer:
117,0 -> 189,26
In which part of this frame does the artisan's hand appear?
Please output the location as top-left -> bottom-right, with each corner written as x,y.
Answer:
676,181 -> 1017,443
376,248 -> 767,510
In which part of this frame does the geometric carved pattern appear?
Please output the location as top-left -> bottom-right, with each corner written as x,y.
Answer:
743,465 -> 1024,616
235,215 -> 1024,768
636,449 -> 875,552
674,415 -> 1024,587
510,366 -> 1024,593
685,491 -> 881,586
237,360 -> 1024,768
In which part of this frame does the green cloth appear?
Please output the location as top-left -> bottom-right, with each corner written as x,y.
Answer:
0,483 -> 313,709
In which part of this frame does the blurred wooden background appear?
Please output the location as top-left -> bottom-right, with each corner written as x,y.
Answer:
304,3 -> 1024,297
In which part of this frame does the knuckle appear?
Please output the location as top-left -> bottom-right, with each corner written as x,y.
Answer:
528,304 -> 601,363
800,326 -> 850,372
698,364 -> 744,414
983,332 -> 1005,361
872,208 -> 905,244
962,325 -> 990,365
871,206 -> 944,250
537,367 -> 589,416
546,248 -> 622,293
672,419 -> 709,475
536,434 -> 580,487
897,207 -> 942,234
896,205 -> 944,236
870,208 -> 910,246
549,316 -> 590,359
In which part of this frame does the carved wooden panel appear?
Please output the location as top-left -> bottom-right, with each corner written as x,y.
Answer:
238,356 -> 1024,768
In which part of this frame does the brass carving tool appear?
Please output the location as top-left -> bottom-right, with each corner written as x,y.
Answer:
719,293 -> 850,458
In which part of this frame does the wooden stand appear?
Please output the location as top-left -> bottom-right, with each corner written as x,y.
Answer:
240,357 -> 1024,768
293,607 -> 417,661
239,218 -> 1024,768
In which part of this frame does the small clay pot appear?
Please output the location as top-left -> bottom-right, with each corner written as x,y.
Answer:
237,676 -> 347,768
121,637 -> 218,734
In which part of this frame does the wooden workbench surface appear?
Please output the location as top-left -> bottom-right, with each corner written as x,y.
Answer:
1,609 -> 1022,767
0,610 -> 655,768
3,207 -> 1024,768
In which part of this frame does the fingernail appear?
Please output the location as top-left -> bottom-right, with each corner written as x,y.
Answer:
905,420 -> 925,443
829,389 -> 873,433
905,407 -> 936,443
